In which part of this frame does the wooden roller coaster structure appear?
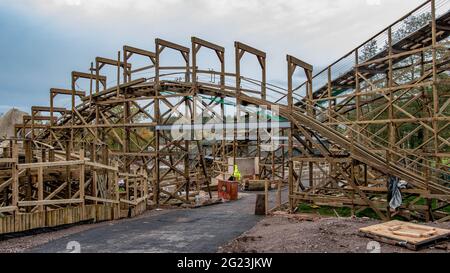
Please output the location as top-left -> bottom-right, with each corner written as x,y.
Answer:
0,0 -> 449,235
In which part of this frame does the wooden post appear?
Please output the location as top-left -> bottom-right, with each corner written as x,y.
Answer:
143,170 -> 148,198
264,180 -> 269,215
125,176 -> 129,211
116,51 -> 121,97
12,143 -> 19,214
24,139 -> 32,212
428,0 -> 437,222
41,148 -> 46,163
89,62 -> 93,104
277,179 -> 281,209
66,140 -> 71,199
255,194 -> 266,215
154,39 -> 161,206
327,66 -> 332,123
38,158 -> 44,212
271,139 -> 275,206
309,161 -> 314,189
233,43 -> 240,169
114,161 -> 120,219
79,149 -> 85,220
355,49 -> 361,143
185,140 -> 190,202
287,57 -> 294,210
133,170 -> 138,202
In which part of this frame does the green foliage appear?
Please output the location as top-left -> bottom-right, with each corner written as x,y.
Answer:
296,203 -> 352,217
392,13 -> 432,42
356,11 -> 450,151
354,208 -> 381,220
359,40 -> 379,63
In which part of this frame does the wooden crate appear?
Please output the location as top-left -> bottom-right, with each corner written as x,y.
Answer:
359,220 -> 450,250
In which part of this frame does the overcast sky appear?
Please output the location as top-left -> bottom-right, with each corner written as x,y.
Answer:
0,0 -> 425,113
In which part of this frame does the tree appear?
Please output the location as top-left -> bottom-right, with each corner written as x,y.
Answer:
392,13 -> 431,43
359,40 -> 378,63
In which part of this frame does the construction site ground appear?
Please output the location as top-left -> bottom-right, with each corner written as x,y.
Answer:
1,188 -> 448,253
219,214 -> 450,253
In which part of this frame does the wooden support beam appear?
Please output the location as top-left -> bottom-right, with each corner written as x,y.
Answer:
155,38 -> 190,53
72,71 -> 106,82
32,106 -> 67,113
18,199 -> 83,206
123,45 -> 156,58
235,41 -> 266,58
95,57 -> 131,69
51,88 -> 85,97
191,36 -> 225,53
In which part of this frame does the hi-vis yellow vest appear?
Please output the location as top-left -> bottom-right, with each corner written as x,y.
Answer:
233,165 -> 241,181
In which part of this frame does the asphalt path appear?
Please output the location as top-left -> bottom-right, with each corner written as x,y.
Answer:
29,190 -> 287,253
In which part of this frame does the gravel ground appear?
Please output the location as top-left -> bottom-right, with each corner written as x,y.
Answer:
218,213 -> 450,253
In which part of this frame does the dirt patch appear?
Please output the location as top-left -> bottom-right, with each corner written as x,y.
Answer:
218,214 -> 450,253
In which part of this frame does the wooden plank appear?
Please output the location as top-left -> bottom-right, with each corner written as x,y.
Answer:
85,161 -> 118,171
54,123 -> 156,129
136,195 -> 148,204
291,156 -> 350,163
118,172 -> 145,178
437,215 -> 450,223
18,199 -> 83,206
0,170 -> 25,192
360,220 -> 450,248
0,206 -> 18,213
85,196 -> 119,204
119,198 -> 137,206
0,158 -> 15,163
354,186 -> 427,195
18,160 -> 84,170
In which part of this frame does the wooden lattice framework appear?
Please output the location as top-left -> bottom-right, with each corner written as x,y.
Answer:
0,0 -> 449,235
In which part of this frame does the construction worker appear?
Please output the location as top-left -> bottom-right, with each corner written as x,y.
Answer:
233,164 -> 241,181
